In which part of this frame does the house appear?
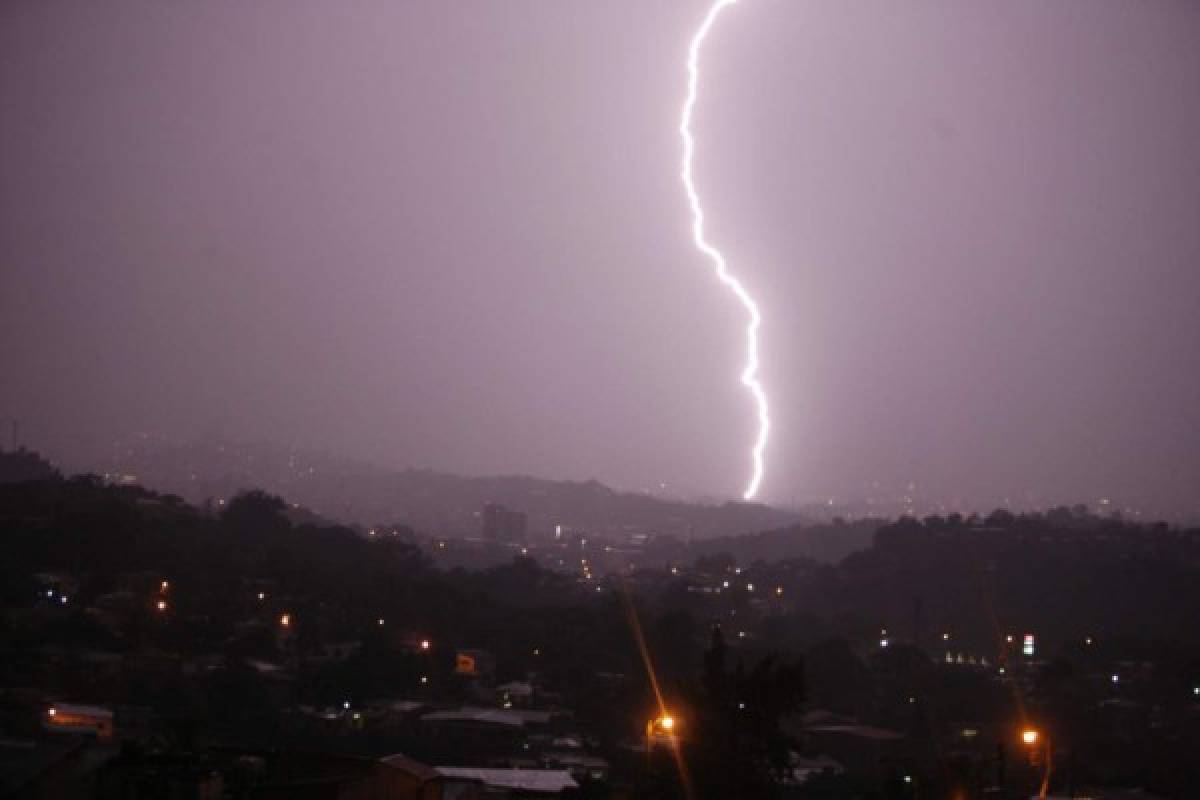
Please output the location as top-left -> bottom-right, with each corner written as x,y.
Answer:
803,722 -> 907,782
191,749 -> 446,800
377,753 -> 449,800
497,681 -> 534,708
437,767 -> 577,797
455,650 -> 496,680
540,751 -> 609,783
420,708 -> 528,760
788,753 -> 844,784
43,703 -> 114,740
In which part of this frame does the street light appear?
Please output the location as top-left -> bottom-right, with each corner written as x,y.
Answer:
646,714 -> 677,738
1020,727 -> 1051,800
645,713 -> 680,757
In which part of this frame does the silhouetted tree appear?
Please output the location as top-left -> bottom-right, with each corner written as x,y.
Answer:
221,489 -> 290,535
686,627 -> 805,798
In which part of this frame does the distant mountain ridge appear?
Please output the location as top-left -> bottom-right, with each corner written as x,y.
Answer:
86,438 -> 804,541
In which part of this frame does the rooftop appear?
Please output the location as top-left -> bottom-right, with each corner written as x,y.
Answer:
437,767 -> 578,793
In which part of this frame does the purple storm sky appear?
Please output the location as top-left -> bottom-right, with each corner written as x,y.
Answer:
2,1 -> 1198,514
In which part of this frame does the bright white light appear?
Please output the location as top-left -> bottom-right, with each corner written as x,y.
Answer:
681,0 -> 769,500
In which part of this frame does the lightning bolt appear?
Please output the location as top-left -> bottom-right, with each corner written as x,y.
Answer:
680,0 -> 769,501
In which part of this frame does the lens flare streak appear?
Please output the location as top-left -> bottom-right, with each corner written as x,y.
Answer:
680,0 -> 768,501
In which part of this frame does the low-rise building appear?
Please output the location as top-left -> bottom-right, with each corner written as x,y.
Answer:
43,703 -> 114,740
438,767 -> 577,797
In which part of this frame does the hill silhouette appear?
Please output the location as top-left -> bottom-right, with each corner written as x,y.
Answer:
81,438 -> 804,540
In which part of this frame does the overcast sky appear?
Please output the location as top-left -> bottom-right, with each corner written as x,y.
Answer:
2,1 -> 1198,514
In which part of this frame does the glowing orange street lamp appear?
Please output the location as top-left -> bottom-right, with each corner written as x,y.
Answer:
1020,727 -> 1051,799
646,713 -> 679,744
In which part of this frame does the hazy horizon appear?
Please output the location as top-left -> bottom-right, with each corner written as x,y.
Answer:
3,1 -> 1198,517
12,431 -> 1186,525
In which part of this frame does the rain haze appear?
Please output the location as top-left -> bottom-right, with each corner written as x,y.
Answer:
2,0 -> 1198,517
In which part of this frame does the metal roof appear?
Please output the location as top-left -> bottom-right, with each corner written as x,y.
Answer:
437,767 -> 578,793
